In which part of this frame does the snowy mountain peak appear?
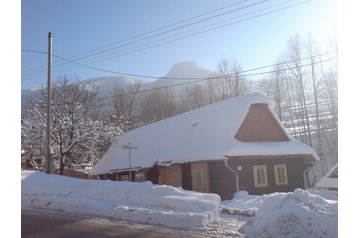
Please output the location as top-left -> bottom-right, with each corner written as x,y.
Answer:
162,61 -> 216,79
145,61 -> 217,93
21,61 -> 216,113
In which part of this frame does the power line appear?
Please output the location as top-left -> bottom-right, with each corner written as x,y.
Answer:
48,0 -> 302,77
21,55 -> 337,119
60,0 -> 271,62
22,49 -> 47,55
22,0 -> 307,80
22,0 -> 271,79
22,49 -> 336,81
96,56 -> 337,100
21,0 -> 256,74
89,0 -> 310,66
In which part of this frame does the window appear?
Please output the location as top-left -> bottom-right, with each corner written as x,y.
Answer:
274,164 -> 288,185
120,175 -> 129,181
135,172 -> 145,182
253,165 -> 268,188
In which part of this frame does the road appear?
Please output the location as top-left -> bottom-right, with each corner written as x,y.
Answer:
21,211 -> 209,238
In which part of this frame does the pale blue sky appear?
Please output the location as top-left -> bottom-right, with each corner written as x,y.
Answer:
21,0 -> 337,89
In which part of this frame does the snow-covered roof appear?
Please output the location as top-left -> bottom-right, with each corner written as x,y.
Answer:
226,141 -> 318,158
315,163 -> 338,189
90,93 -> 318,175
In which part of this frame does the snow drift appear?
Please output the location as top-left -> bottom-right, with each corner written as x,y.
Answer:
22,170 -> 337,236
222,189 -> 338,238
21,170 -> 221,229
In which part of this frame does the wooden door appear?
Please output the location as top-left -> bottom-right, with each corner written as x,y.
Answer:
191,161 -> 210,193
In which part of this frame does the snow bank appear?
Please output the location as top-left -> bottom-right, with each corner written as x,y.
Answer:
307,188 -> 338,201
222,189 -> 337,238
21,170 -> 221,229
22,171 -> 337,235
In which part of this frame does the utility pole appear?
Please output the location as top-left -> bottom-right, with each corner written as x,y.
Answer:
45,32 -> 52,174
122,142 -> 138,181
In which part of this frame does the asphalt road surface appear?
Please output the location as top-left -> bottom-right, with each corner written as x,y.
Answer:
21,211 -> 209,238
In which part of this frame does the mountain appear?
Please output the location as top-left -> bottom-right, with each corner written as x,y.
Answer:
21,61 -> 216,115
21,76 -> 144,115
81,76 -> 143,97
147,61 -> 217,93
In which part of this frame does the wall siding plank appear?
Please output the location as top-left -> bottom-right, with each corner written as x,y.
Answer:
208,161 -> 236,200
228,156 -> 305,195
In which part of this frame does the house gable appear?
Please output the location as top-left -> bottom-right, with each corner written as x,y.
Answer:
235,103 -> 289,142
316,164 -> 338,190
329,167 -> 338,178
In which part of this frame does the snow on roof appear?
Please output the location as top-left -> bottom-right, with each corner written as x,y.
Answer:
90,93 -> 318,175
226,140 -> 318,158
315,163 -> 338,189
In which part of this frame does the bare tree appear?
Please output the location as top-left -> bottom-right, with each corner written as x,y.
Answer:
262,56 -> 287,121
306,34 -> 324,160
21,119 -> 45,170
111,82 -> 142,131
138,89 -> 177,124
178,84 -> 209,113
25,76 -> 122,174
203,78 -> 219,105
321,67 -> 338,165
213,57 -> 248,100
285,34 -> 313,147
258,33 -> 338,180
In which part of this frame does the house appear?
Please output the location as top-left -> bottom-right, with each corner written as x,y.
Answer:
315,163 -> 338,190
90,93 -> 319,200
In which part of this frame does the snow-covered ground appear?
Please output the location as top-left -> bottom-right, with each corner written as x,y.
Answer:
222,189 -> 338,238
21,170 -> 338,237
21,170 -> 220,229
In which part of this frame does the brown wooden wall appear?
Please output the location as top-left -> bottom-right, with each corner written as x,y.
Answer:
208,161 -> 236,200
235,103 -> 289,142
146,167 -> 159,184
58,168 -> 90,179
191,161 -> 210,193
95,156 -> 306,200
228,156 -> 305,195
159,164 -> 182,187
181,163 -> 192,190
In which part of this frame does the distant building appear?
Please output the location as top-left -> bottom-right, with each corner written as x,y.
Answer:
316,163 -> 338,190
90,93 -> 319,200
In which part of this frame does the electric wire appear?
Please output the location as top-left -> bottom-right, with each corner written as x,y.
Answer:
44,0 -> 300,77
96,57 -> 337,100
21,49 -> 336,81
20,55 -> 337,118
22,0 -> 306,80
21,0 -> 259,74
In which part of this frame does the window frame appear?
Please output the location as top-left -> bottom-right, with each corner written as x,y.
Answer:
274,164 -> 288,185
253,165 -> 268,188
135,172 -> 146,182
